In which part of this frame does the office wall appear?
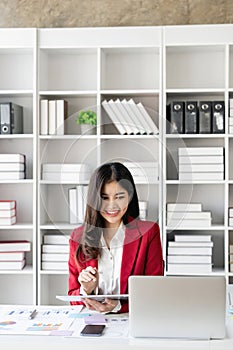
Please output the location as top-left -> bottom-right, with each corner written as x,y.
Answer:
0,0 -> 232,27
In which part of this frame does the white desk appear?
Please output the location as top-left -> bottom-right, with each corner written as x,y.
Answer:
0,307 -> 232,350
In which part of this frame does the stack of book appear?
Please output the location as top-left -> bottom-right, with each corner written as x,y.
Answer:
229,99 -> 233,134
41,234 -> 69,270
102,98 -> 159,135
230,244 -> 233,272
167,203 -> 212,228
139,201 -> 148,220
68,185 -> 88,224
42,163 -> 91,182
0,153 -> 26,180
229,208 -> 233,226
40,99 -> 68,135
123,161 -> 159,183
167,234 -> 213,274
178,147 -> 224,181
0,240 -> 31,270
0,200 -> 17,225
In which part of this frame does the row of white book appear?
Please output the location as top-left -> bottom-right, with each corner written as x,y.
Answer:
41,234 -> 69,270
123,161 -> 159,183
167,234 -> 213,274
166,203 -> 212,228
0,200 -> 17,225
229,99 -> 233,134
40,99 -> 68,135
68,185 -> 88,224
102,99 -> 159,135
0,240 -> 30,270
230,244 -> 233,272
42,163 -> 91,182
0,153 -> 26,180
178,147 -> 224,181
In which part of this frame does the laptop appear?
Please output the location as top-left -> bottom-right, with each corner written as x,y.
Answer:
129,275 -> 226,339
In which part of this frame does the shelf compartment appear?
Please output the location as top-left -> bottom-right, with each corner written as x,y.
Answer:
166,45 -> 225,90
0,274 -> 34,304
39,274 -> 68,305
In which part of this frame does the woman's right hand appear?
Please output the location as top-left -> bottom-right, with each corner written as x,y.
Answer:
78,266 -> 99,295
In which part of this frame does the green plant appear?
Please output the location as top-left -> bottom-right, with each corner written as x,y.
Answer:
76,110 -> 97,125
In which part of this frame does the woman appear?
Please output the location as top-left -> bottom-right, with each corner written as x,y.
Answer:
68,162 -> 163,313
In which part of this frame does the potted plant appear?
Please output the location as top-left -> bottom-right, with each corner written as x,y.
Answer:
76,110 -> 97,135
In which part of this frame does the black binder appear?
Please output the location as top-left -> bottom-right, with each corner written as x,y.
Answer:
212,101 -> 225,134
185,101 -> 198,134
199,101 -> 211,134
168,101 -> 184,134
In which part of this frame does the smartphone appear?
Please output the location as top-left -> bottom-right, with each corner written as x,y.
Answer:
80,324 -> 105,337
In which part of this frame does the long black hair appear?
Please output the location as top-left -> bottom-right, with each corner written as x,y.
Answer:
76,162 -> 139,263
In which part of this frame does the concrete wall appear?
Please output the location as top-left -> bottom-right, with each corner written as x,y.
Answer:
0,0 -> 232,28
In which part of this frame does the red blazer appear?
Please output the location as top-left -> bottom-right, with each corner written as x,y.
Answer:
68,219 -> 164,313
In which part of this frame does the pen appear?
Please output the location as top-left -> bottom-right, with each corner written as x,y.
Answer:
28,309 -> 37,320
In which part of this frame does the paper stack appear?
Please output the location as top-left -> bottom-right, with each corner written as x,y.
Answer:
0,240 -> 30,270
167,234 -> 213,274
0,200 -> 17,225
178,147 -> 224,181
229,99 -> 233,134
0,153 -> 26,180
42,163 -> 91,182
123,161 -> 159,183
167,203 -> 212,228
230,245 -> 233,272
102,98 -> 159,135
41,234 -> 69,270
68,185 -> 88,224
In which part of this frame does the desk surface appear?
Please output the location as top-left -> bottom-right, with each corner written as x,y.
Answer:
0,306 -> 232,350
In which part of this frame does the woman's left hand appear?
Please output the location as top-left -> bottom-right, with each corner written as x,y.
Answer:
83,298 -> 118,313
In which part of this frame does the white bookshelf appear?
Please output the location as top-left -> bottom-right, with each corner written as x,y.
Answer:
0,29 -> 37,305
2,25 -> 233,306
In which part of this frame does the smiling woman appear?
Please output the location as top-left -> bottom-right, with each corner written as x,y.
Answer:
68,162 -> 163,313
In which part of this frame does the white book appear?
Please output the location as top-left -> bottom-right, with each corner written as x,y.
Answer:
179,164 -> 224,172
230,263 -> 233,273
179,172 -> 224,181
121,99 -> 145,134
0,216 -> 16,225
108,99 -> 131,134
114,99 -> 138,134
0,259 -> 26,270
42,244 -> 69,254
167,255 -> 212,264
175,235 -> 212,242
43,234 -> 70,245
41,253 -> 69,262
167,211 -> 211,220
40,99 -> 49,135
102,100 -> 126,135
123,161 -> 158,169
127,167 -> 158,177
69,188 -> 78,224
178,147 -> 224,156
132,175 -> 158,183
229,255 -> 233,263
42,163 -> 89,173
228,218 -> 233,226
42,261 -> 68,271
167,203 -> 202,212
0,240 -> 30,252
230,99 -> 233,108
0,172 -> 25,180
48,100 -> 56,135
167,263 -> 212,274
42,172 -> 90,182
167,218 -> 211,227
0,163 -> 25,171
168,241 -> 214,247
76,185 -> 84,223
0,209 -> 16,218
123,98 -> 149,134
229,208 -> 233,218
167,247 -> 212,255
0,251 -> 25,261
230,245 -> 233,254
229,126 -> 233,134
136,101 -> 159,134
179,155 -> 224,164
139,201 -> 148,210
0,200 -> 16,210
0,154 -> 25,163
56,100 -> 68,135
